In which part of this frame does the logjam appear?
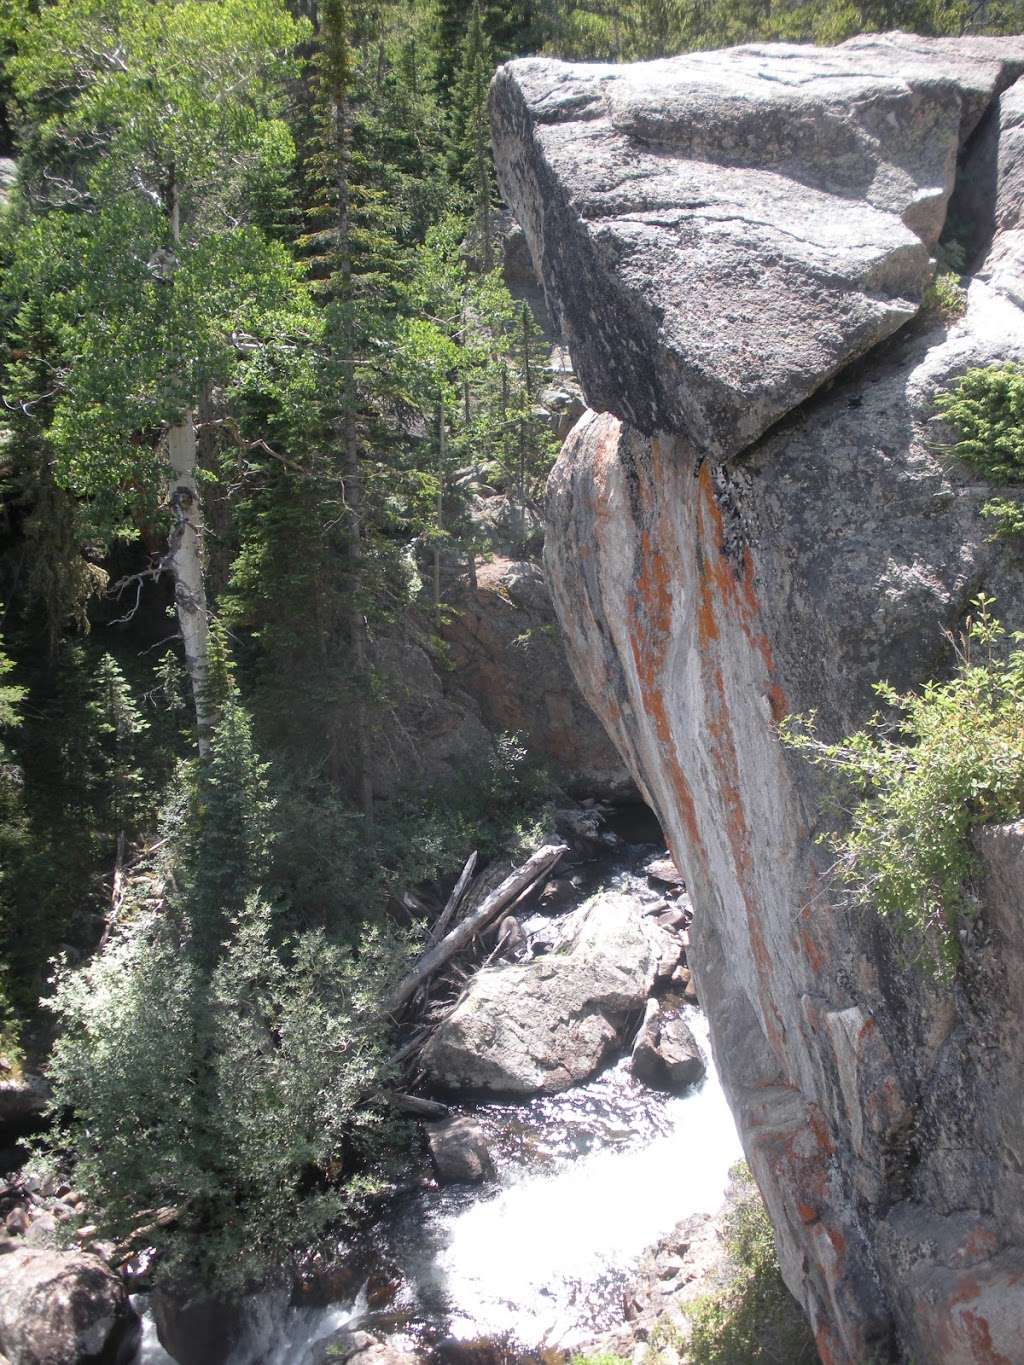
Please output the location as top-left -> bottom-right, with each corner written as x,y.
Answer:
387,842 -> 567,1014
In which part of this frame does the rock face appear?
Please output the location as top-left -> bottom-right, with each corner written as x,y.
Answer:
0,1245 -> 140,1365
493,33 -> 1024,454
495,33 -> 1024,1365
442,557 -> 636,798
420,892 -> 666,1095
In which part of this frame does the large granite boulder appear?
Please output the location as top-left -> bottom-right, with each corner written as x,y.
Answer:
420,892 -> 667,1095
496,32 -> 1024,1365
0,1245 -> 139,1364
442,557 -> 636,798
493,33 -> 1024,455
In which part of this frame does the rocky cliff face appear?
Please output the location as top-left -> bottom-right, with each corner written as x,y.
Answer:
494,34 -> 1024,1365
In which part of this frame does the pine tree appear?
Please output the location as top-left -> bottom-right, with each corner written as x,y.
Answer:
446,0 -> 496,269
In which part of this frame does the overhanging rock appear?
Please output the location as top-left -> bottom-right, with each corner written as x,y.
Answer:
493,32 -> 1024,454
496,33 -> 1024,1365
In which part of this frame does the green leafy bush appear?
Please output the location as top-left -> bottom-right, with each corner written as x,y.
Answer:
43,895 -> 409,1291
981,496 -> 1024,541
779,598 -> 1024,971
921,270 -> 966,322
682,1163 -> 817,1365
935,362 -> 1024,482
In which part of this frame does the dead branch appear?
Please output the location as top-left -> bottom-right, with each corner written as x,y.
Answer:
427,851 -> 478,947
386,842 -> 567,1015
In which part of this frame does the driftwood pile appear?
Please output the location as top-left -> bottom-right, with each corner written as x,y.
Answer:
384,841 -> 568,1108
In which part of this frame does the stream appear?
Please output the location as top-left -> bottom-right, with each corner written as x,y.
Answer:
135,820 -> 744,1365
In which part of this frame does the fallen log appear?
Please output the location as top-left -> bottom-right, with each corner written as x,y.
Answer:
387,842 -> 568,1014
384,1090 -> 450,1120
427,850 -> 478,947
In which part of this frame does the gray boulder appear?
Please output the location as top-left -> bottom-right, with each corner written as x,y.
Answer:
420,892 -> 669,1095
0,1071 -> 48,1134
426,1116 -> 495,1185
631,1002 -> 706,1093
0,1246 -> 139,1365
492,34 -> 1024,455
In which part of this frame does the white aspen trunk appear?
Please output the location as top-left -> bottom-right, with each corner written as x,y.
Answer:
163,172 -> 212,757
434,404 -> 444,612
167,416 -> 212,757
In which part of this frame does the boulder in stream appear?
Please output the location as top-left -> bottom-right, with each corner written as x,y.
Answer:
631,1002 -> 706,1094
0,1244 -> 140,1365
419,892 -> 668,1096
426,1117 -> 495,1185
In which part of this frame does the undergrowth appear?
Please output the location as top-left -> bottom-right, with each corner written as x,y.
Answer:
935,362 -> 1024,540
779,597 -> 1024,973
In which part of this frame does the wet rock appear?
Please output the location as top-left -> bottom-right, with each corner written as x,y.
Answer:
24,1213 -> 57,1249
631,1003 -> 706,1093
151,1290 -> 246,1365
0,1245 -> 140,1365
313,1328 -> 414,1365
420,892 -> 670,1095
537,877 -> 575,910
0,1071 -> 48,1136
3,1207 -> 28,1238
426,1117 -> 495,1185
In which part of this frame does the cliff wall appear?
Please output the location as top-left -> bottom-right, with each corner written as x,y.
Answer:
494,34 -> 1024,1364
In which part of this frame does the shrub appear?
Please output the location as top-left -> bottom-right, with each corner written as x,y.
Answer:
935,362 -> 1024,482
682,1163 -> 817,1365
43,895 -> 410,1291
981,496 -> 1024,541
921,270 -> 966,322
779,597 -> 1024,972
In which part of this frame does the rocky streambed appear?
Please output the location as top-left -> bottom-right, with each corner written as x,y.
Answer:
1,812 -> 743,1365
130,818 -> 743,1365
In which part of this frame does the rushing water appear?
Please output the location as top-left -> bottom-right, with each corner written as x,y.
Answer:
136,838 -> 743,1364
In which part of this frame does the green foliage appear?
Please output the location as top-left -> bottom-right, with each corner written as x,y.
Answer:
681,1163 -> 817,1365
534,0 -> 1024,61
935,362 -> 1024,483
42,891 -> 410,1291
779,598 -> 1024,971
4,0 -> 313,547
41,675 -> 413,1292
921,270 -> 966,322
981,495 -> 1024,540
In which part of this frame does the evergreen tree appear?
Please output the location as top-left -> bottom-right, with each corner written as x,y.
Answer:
447,0 -> 497,269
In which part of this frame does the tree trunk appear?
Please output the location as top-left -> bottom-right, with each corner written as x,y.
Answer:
434,402 -> 445,612
387,842 -> 568,1013
166,416 -> 212,756
164,170 -> 212,756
